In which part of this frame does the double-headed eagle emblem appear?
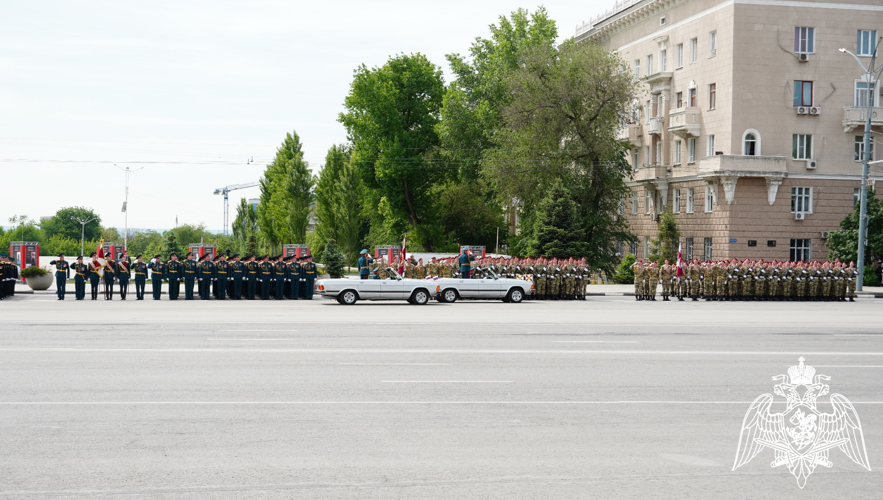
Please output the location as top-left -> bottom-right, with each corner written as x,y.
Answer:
734,357 -> 871,488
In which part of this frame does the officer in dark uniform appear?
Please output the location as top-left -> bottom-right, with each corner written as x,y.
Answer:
215,254 -> 228,300
259,255 -> 272,299
183,252 -> 197,300
71,256 -> 88,300
116,252 -> 131,300
230,254 -> 244,299
458,247 -> 475,279
148,255 -> 166,300
358,249 -> 373,280
87,252 -> 101,300
246,255 -> 258,299
132,255 -> 148,300
196,254 -> 210,300
303,255 -> 317,300
167,253 -> 182,300
286,256 -> 300,300
274,255 -> 286,299
49,254 -> 70,300
102,257 -> 116,300
195,254 -> 206,299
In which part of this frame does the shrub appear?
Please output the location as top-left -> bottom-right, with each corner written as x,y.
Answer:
611,254 -> 636,284
863,266 -> 881,287
322,239 -> 346,278
20,266 -> 48,278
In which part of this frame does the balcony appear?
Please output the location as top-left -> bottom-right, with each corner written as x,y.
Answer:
626,123 -> 643,147
643,71 -> 673,94
697,155 -> 787,177
843,106 -> 883,133
647,116 -> 663,135
668,107 -> 701,138
633,164 -> 669,182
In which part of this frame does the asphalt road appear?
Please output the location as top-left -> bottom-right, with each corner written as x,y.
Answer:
0,294 -> 881,499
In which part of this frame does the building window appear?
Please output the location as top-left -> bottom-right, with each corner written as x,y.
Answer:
857,30 -> 877,56
656,191 -> 664,212
646,100 -> 652,123
855,136 -> 875,161
792,134 -> 812,160
794,27 -> 815,53
644,236 -> 651,258
673,188 -> 681,213
705,185 -> 714,212
854,187 -> 861,207
685,237 -> 694,260
707,135 -> 716,157
632,149 -> 639,170
675,43 -> 684,68
644,191 -> 652,214
686,188 -> 695,213
690,38 -> 698,63
631,191 -> 639,214
647,54 -> 653,75
708,83 -> 716,110
744,133 -> 757,156
794,81 -> 813,107
791,186 -> 812,214
790,238 -> 811,262
673,140 -> 682,165
703,237 -> 713,261
855,81 -> 878,107
616,239 -> 623,256
689,88 -> 697,107
634,59 -> 640,79
629,241 -> 638,255
676,91 -> 683,108
660,49 -> 667,72
655,142 -> 662,166
708,31 -> 717,57
687,138 -> 696,163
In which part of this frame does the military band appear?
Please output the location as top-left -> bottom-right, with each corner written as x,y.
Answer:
0,255 -> 20,300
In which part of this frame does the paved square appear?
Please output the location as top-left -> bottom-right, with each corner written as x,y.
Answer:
0,294 -> 880,498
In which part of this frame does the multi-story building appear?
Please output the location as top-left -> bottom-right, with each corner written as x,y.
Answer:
576,0 -> 883,262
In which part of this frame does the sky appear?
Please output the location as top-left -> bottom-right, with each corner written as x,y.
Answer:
0,0 -> 608,233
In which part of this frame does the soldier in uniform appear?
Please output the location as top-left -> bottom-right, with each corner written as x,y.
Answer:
71,256 -> 88,300
229,254 -> 243,299
149,255 -> 166,300
632,259 -> 643,301
183,252 -> 197,300
303,255 -> 317,299
197,254 -> 213,300
88,252 -> 102,300
167,253 -> 182,300
284,256 -> 298,300
458,247 -> 475,279
258,255 -> 272,300
131,255 -> 148,300
215,254 -> 228,300
660,259 -> 672,301
845,261 -> 857,302
781,261 -> 793,300
646,261 -> 658,301
116,252 -> 131,300
102,256 -> 116,300
49,254 -> 70,300
245,255 -> 258,299
274,255 -> 286,300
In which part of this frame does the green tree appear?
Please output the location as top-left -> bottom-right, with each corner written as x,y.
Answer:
101,227 -> 121,242
335,160 -> 366,267
339,53 -> 447,250
483,40 -> 638,274
258,131 -> 314,247
612,254 -> 637,284
170,223 -> 213,248
827,190 -> 883,265
7,215 -> 39,242
322,239 -> 346,278
649,209 -> 681,263
533,183 -> 587,258
314,145 -> 348,247
120,229 -> 163,258
256,177 -> 278,253
232,198 -> 259,255
41,207 -> 102,241
435,180 -> 506,250
162,231 -> 184,261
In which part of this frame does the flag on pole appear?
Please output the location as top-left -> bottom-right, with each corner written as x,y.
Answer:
676,242 -> 684,278
96,240 -> 107,277
402,236 -> 407,261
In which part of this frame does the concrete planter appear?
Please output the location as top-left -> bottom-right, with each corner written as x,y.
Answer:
25,273 -> 54,291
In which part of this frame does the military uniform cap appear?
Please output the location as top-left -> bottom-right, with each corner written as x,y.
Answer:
231,253 -> 240,259
185,252 -> 193,257
360,249 -> 368,255
135,254 -> 142,259
77,255 -> 84,260
154,254 -> 161,259
170,252 -> 177,257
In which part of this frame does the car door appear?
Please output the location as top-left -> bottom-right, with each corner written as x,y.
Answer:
358,278 -> 381,299
379,277 -> 406,300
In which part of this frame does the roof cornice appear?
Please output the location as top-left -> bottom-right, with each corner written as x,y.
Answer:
575,0 -> 689,45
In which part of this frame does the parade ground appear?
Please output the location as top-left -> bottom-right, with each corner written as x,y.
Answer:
0,294 -> 881,499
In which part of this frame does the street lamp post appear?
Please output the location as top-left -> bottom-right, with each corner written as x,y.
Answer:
115,164 -> 143,253
71,216 -> 98,257
840,37 -> 883,291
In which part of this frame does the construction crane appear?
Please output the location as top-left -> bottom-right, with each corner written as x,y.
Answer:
213,182 -> 260,236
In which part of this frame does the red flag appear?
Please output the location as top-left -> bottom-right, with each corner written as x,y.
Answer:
676,243 -> 684,277
96,244 -> 105,260
402,236 -> 407,261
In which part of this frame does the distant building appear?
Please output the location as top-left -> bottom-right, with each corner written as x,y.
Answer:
577,0 -> 883,262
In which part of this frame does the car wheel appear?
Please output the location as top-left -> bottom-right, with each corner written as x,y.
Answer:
340,290 -> 358,305
506,288 -> 524,303
411,289 -> 429,305
442,289 -> 458,303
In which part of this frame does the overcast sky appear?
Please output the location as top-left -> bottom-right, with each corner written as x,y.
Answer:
1,1 -> 607,233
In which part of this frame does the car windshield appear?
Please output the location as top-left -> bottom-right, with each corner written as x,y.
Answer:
475,268 -> 498,279
372,267 -> 402,280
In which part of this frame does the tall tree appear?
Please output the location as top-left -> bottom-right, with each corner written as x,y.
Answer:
162,231 -> 183,261
334,160 -> 366,266
232,198 -> 259,254
314,145 -> 348,247
533,183 -> 587,258
42,207 -> 102,241
827,190 -> 883,264
484,41 -> 638,274
256,177 -> 278,253
258,131 -> 314,246
650,209 -> 681,263
339,53 -> 446,250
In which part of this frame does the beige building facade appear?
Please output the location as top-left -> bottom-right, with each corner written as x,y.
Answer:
576,0 -> 883,262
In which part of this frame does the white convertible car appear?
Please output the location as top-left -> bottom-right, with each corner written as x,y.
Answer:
433,269 -> 533,303
315,268 -> 436,305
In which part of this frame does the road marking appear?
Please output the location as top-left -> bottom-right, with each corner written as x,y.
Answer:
206,338 -> 299,341
216,330 -> 298,332
1,401 -> 881,405
552,341 -> 639,344
833,334 -> 880,337
381,381 -> 513,384
1,348 -> 882,355
339,363 -> 451,366
658,454 -> 721,467
815,365 -> 883,368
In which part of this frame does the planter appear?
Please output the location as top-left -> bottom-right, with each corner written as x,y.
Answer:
26,273 -> 54,291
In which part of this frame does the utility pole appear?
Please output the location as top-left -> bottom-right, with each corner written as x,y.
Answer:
840,37 -> 883,291
70,216 -> 98,257
115,164 -> 143,253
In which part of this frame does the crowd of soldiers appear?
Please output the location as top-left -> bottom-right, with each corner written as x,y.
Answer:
365,253 -> 592,300
0,255 -> 19,300
45,251 -> 319,301
631,259 -> 860,302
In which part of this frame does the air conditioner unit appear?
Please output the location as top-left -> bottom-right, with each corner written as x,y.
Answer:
797,107 -> 809,115
650,213 -> 659,221
807,160 -> 818,169
612,215 -> 619,222
798,53 -> 809,62
795,212 -> 806,221
821,231 -> 830,239
809,106 -> 821,115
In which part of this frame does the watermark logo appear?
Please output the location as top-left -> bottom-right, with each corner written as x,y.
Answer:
734,357 -> 871,488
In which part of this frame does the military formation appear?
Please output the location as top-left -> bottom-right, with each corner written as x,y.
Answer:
0,255 -> 19,300
43,251 -> 319,301
631,258 -> 860,302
